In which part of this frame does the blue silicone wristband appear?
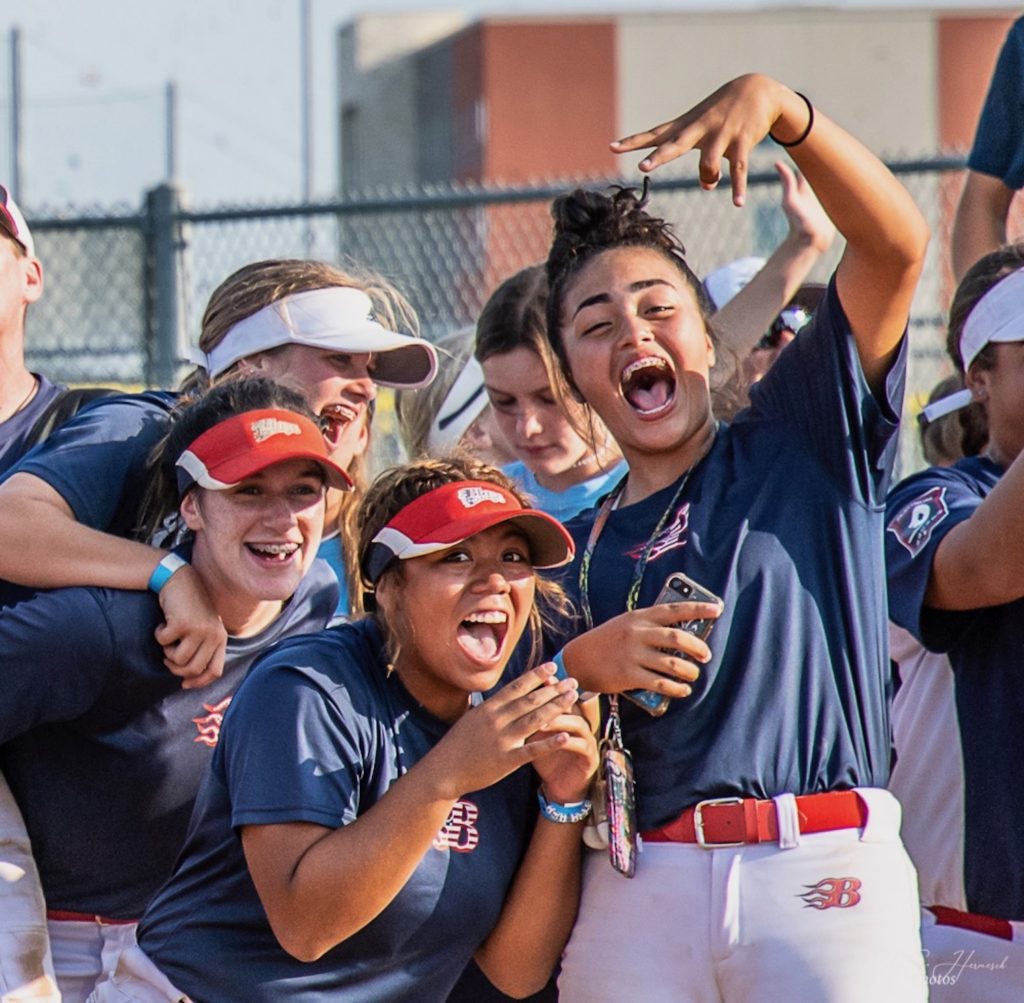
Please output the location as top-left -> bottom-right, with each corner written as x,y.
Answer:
148,553 -> 188,594
551,650 -> 568,681
537,791 -> 592,824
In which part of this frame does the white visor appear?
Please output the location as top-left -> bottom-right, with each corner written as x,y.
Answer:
426,356 -> 489,454
192,286 -> 437,389
960,267 -> 1024,372
919,389 -> 973,425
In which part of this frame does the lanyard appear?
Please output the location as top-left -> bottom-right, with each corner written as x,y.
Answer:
578,463 -> 696,631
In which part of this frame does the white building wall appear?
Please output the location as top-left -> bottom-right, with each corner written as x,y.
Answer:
617,10 -> 938,163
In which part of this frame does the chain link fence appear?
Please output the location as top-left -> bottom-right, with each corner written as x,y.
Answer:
23,158 -> 986,474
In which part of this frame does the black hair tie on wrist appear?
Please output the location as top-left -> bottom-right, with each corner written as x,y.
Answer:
770,92 -> 814,148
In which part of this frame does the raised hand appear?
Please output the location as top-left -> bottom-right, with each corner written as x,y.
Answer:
611,73 -> 808,206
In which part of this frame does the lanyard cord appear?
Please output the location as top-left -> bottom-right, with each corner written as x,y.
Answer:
576,423 -> 716,736
578,467 -> 694,632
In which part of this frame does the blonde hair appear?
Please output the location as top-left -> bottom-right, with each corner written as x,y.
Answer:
179,258 -> 419,394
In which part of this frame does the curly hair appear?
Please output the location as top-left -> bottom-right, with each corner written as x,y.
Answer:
544,183 -> 747,418
947,244 -> 1024,376
357,456 -> 574,669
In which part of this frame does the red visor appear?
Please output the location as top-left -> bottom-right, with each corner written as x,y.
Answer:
175,408 -> 353,494
363,480 -> 575,584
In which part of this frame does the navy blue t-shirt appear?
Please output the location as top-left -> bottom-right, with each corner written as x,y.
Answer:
886,454 -> 1024,920
0,390 -> 178,607
139,618 -> 536,1003
0,374 -> 65,477
0,558 -> 337,919
557,278 -> 904,831
969,16 -> 1024,189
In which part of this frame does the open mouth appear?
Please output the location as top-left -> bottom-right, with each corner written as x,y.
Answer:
320,403 -> 359,447
246,542 -> 300,564
620,357 -> 676,416
457,610 -> 509,663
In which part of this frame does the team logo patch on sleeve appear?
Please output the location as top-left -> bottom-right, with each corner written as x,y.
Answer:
887,487 -> 949,557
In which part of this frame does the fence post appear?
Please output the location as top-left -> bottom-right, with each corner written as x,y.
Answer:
145,182 -> 187,388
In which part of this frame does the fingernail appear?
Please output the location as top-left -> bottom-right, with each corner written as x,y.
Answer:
640,157 -> 652,168
610,139 -> 623,147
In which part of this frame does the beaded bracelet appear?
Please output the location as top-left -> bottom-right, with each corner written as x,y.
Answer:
537,790 -> 592,825
770,92 -> 814,148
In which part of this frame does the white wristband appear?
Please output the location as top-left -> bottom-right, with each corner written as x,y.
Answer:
148,553 -> 188,594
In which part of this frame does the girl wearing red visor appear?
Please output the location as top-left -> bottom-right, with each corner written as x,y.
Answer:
0,378 -> 343,1002
101,458 -> 598,1003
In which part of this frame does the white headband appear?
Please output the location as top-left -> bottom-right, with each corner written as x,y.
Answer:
192,286 -> 437,389
427,356 -> 489,454
960,267 -> 1024,372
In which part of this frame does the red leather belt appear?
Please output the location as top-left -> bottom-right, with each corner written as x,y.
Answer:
47,909 -> 137,925
641,790 -> 867,848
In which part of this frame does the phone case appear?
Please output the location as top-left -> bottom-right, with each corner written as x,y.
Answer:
622,572 -> 724,716
603,743 -> 637,878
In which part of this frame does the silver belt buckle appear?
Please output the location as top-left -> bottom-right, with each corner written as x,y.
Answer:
693,797 -> 745,848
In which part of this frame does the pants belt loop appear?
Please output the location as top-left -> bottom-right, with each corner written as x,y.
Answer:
852,787 -> 895,843
773,792 -> 800,849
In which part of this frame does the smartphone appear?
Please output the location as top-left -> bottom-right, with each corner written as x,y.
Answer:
622,571 -> 724,716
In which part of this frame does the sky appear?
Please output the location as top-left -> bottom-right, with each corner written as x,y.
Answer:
2,0 -> 1015,211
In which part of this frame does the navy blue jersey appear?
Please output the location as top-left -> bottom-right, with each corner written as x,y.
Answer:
139,618 -> 536,1003
0,390 -> 177,608
885,454 -> 1024,920
969,16 -> 1024,189
0,558 -> 337,919
558,278 -> 904,831
0,375 -> 65,477
0,389 -> 178,534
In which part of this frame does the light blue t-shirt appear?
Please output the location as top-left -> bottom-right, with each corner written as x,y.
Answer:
502,459 -> 626,523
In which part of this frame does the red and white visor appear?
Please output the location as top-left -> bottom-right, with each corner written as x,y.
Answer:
176,408 -> 353,494
363,480 -> 575,584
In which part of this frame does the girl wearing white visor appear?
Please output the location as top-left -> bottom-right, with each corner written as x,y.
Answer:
0,258 -> 437,684
886,246 -> 1024,1002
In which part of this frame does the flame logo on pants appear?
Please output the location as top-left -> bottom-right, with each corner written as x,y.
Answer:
798,877 -> 862,909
